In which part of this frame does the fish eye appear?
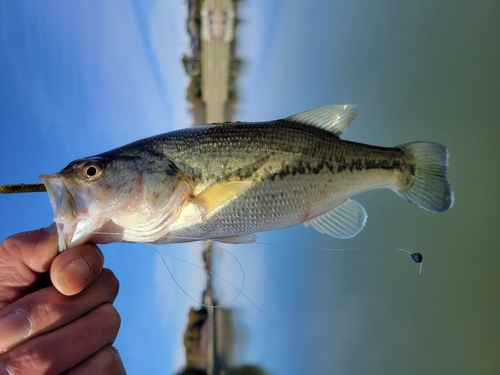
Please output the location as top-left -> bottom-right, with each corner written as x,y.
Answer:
81,162 -> 103,181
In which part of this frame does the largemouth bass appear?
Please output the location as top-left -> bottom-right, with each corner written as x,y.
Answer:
40,105 -> 454,251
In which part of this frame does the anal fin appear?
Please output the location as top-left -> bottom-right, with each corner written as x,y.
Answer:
305,199 -> 367,239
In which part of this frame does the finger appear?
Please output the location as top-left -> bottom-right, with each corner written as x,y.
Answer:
50,243 -> 104,296
0,225 -> 58,307
0,303 -> 121,375
62,345 -> 126,375
0,224 -> 58,273
0,269 -> 119,353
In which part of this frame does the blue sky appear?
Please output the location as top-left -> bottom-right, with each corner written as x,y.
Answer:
1,1 -> 499,374
0,1 -> 194,372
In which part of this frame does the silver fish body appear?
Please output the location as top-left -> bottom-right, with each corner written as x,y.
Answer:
40,105 -> 454,251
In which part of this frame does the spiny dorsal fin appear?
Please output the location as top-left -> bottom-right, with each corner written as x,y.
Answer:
305,198 -> 367,239
286,105 -> 357,136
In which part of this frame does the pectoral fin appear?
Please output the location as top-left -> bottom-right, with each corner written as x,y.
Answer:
193,180 -> 253,217
305,199 -> 367,239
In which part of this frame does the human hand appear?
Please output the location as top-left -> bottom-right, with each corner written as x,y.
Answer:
0,225 -> 126,375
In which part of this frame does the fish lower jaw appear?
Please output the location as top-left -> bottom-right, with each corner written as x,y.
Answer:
53,222 -> 77,251
54,217 -> 107,251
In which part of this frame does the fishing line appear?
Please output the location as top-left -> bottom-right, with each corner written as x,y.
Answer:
319,245 -> 424,274
96,239 -> 318,369
88,231 -> 217,244
202,238 -> 424,276
396,248 -> 423,275
153,243 -> 246,308
89,229 -> 424,276
89,231 -> 245,306
96,236 -> 246,307
103,235 -> 318,370
225,272 -> 321,373
163,242 -> 321,373
148,240 -> 321,370
320,247 -> 364,252
85,233 -> 325,372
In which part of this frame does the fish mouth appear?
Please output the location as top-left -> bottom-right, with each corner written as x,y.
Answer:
40,174 -> 104,251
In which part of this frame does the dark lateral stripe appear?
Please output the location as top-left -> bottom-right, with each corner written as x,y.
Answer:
268,160 -> 336,181
336,157 -> 405,173
268,156 -> 409,181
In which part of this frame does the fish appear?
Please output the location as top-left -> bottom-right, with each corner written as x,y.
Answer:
39,105 -> 454,251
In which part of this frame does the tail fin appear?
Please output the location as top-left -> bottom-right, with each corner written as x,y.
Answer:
396,142 -> 454,212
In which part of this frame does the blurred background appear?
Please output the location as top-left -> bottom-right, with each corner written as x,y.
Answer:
1,0 -> 499,374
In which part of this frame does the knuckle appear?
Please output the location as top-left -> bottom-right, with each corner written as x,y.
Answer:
3,229 -> 56,273
60,345 -> 125,375
95,304 -> 121,340
98,269 -> 120,301
73,243 -> 102,262
31,299 -> 62,331
98,345 -> 125,372
1,346 -> 46,375
2,236 -> 19,255
1,237 -> 23,267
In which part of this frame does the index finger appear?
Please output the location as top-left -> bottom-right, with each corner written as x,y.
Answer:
0,225 -> 59,308
1,224 -> 59,273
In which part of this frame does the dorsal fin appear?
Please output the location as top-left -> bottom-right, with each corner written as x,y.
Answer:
286,105 -> 357,136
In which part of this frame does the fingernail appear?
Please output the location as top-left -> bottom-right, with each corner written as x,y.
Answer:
0,310 -> 33,352
57,258 -> 91,294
